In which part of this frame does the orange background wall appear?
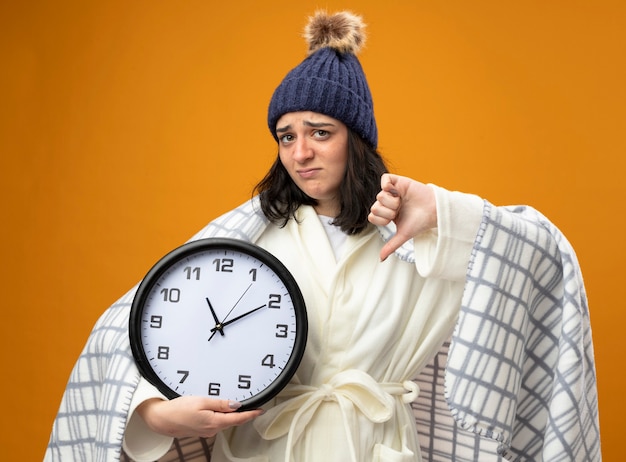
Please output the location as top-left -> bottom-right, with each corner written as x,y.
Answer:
1,1 -> 624,459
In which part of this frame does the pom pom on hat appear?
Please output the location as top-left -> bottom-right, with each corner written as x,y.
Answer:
268,10 -> 378,148
304,10 -> 366,55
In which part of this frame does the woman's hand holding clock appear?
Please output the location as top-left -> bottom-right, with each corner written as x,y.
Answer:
136,396 -> 264,438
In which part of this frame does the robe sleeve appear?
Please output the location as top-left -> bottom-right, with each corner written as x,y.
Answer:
413,184 -> 484,281
122,377 -> 173,461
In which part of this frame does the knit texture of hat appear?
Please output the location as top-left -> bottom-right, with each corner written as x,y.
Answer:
268,11 -> 378,148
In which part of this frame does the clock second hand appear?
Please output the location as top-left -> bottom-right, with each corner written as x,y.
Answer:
207,283 -> 253,341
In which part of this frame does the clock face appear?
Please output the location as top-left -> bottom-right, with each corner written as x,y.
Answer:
129,238 -> 307,410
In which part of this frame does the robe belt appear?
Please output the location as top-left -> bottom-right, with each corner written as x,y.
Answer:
253,369 -> 420,462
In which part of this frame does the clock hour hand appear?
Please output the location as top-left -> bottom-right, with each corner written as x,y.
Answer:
210,304 -> 267,333
206,297 -> 224,337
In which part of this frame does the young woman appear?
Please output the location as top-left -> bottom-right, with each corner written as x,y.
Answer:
46,11 -> 600,462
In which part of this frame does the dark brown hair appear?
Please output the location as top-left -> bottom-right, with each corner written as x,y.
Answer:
253,130 -> 388,235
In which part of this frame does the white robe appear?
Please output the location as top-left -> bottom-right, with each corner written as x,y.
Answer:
212,201 -> 470,461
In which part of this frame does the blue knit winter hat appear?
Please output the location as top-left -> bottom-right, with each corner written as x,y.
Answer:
268,11 -> 378,148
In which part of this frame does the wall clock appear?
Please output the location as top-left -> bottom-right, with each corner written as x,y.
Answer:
129,238 -> 307,410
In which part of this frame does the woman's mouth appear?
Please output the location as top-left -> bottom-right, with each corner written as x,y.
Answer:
297,168 -> 320,179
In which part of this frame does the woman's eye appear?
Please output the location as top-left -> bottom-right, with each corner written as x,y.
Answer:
279,134 -> 294,143
314,130 -> 329,138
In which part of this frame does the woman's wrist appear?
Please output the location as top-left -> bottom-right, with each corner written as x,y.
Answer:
136,398 -> 166,433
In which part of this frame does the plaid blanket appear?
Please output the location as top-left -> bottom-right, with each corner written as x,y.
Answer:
413,203 -> 601,461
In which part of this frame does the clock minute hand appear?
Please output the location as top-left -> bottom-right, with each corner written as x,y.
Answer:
210,304 -> 267,332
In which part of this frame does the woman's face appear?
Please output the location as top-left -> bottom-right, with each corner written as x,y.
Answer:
276,111 -> 349,217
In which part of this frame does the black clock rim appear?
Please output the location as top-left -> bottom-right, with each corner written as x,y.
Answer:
129,237 -> 308,411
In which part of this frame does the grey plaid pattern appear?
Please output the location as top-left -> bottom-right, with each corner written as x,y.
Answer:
46,297 -> 140,461
445,203 -> 601,461
45,198 -> 600,461
413,341 -> 502,462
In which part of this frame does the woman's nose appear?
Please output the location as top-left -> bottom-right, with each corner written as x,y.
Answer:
292,138 -> 314,162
